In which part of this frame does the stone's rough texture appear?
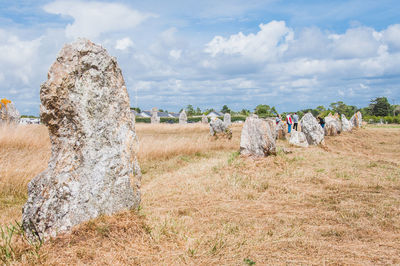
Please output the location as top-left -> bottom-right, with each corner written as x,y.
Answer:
0,102 -> 20,124
240,115 -> 276,156
201,114 -> 208,124
209,117 -> 231,138
22,39 -> 141,240
264,118 -> 277,140
275,121 -> 286,140
350,111 -> 362,128
289,131 -> 309,147
179,110 -> 187,124
324,116 -> 341,136
151,107 -> 160,124
300,113 -> 325,145
341,114 -> 352,132
223,113 -> 231,126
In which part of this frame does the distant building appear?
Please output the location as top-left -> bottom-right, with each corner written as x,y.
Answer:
136,110 -> 180,118
207,111 -> 224,118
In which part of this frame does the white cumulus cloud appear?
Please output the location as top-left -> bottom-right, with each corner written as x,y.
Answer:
44,0 -> 156,39
115,37 -> 134,50
205,20 -> 293,61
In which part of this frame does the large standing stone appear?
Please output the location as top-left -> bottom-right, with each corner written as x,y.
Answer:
341,114 -> 352,132
300,113 -> 324,145
201,114 -> 208,124
289,131 -> 309,147
240,115 -> 276,156
324,116 -> 341,136
350,111 -> 362,128
223,113 -> 231,126
151,107 -> 160,124
22,39 -> 141,240
0,100 -> 20,124
179,110 -> 187,124
209,117 -> 231,138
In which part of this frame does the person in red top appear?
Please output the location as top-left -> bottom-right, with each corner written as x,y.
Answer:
286,113 -> 293,133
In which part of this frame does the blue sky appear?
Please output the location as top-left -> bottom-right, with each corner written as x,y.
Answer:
1,0 -> 400,115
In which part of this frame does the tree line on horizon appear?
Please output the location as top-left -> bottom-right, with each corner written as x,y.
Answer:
131,96 -> 399,121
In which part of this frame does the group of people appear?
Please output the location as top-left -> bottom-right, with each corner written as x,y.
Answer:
276,113 -> 299,133
276,113 -> 326,133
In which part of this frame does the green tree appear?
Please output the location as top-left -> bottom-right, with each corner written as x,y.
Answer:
221,105 -> 231,114
130,107 -> 141,113
240,109 -> 250,116
185,104 -> 195,116
195,107 -> 202,115
204,108 -> 215,115
254,104 -> 277,117
371,97 -> 391,116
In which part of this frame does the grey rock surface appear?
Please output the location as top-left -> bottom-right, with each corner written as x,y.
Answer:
240,115 -> 276,156
289,131 -> 309,147
179,110 -> 187,124
22,39 -> 141,241
341,114 -> 352,132
0,102 -> 20,124
300,113 -> 324,145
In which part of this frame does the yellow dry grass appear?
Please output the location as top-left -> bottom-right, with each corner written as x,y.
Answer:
1,123 -> 399,264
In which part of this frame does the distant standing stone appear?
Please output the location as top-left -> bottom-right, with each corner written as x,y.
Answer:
300,113 -> 324,145
224,113 -> 231,126
324,116 -> 341,136
0,100 -> 20,124
179,110 -> 187,124
275,120 -> 286,140
151,107 -> 160,124
209,117 -> 231,138
341,114 -> 352,132
240,115 -> 276,156
350,111 -> 362,128
201,114 -> 208,124
22,39 -> 141,240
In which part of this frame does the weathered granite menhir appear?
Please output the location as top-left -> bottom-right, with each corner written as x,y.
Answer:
22,39 -> 141,240
179,109 -> 187,124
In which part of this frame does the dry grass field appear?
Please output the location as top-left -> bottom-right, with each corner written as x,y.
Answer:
1,122 -> 399,265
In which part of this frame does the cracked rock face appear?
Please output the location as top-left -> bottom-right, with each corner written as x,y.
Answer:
179,110 -> 187,124
22,39 -> 141,240
240,115 -> 276,157
275,121 -> 286,140
300,113 -> 324,145
0,102 -> 20,124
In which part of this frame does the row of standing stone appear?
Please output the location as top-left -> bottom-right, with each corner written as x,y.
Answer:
239,111 -> 363,156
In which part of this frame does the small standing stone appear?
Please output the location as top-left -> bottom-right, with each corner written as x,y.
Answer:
275,121 -> 286,140
341,114 -> 352,132
179,110 -> 187,124
0,100 -> 20,124
209,117 -> 231,138
223,113 -> 231,126
300,113 -> 324,145
324,116 -> 341,136
350,111 -> 362,128
201,114 -> 208,124
240,114 -> 276,156
151,107 -> 160,124
289,131 -> 309,147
